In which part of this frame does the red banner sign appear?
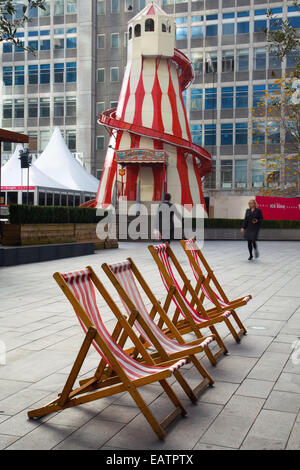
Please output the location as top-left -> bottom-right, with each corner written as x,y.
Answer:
256,196 -> 300,221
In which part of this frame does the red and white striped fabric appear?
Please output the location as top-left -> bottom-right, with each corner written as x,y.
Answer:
108,260 -> 215,354
184,239 -> 251,306
95,49 -> 209,209
62,269 -> 186,381
152,244 -> 232,324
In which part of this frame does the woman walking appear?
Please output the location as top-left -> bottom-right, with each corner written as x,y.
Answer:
241,199 -> 263,260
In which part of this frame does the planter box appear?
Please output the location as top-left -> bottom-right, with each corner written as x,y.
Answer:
1,224 -> 118,249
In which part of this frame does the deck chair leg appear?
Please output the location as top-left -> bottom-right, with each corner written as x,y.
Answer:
190,355 -> 214,392
159,379 -> 187,417
231,310 -> 247,336
173,369 -> 198,403
127,385 -> 166,440
209,325 -> 228,361
224,317 -> 241,343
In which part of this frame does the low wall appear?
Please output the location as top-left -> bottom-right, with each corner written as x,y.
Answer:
204,228 -> 300,241
1,224 -> 118,249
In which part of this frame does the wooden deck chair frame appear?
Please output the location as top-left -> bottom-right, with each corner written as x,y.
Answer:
148,244 -> 230,365
149,243 -> 246,346
102,258 -> 215,402
180,238 -> 250,340
28,268 -> 189,440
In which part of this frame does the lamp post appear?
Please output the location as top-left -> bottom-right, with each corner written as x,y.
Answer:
19,148 -> 32,205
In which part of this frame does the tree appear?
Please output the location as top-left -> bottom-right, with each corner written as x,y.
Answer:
251,76 -> 300,196
0,1 -> 46,50
265,1 -> 300,72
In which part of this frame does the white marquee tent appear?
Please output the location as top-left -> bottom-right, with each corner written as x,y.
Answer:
35,128 -> 99,194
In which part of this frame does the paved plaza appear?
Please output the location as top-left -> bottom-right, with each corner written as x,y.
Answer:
0,240 -> 299,450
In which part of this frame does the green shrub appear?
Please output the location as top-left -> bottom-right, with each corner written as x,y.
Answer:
203,218 -> 300,229
9,205 -> 105,225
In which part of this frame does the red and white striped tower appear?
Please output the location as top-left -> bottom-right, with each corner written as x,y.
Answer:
95,1 -> 212,210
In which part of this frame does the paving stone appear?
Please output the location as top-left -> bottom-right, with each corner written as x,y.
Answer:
236,379 -> 274,399
286,422 -> 300,450
245,319 -> 285,337
274,372 -> 300,394
241,410 -> 296,450
203,355 -> 258,384
199,395 -> 264,448
5,424 -> 77,450
248,351 -> 290,382
0,434 -> 19,449
264,390 -> 300,413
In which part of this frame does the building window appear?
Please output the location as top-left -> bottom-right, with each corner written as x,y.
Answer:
252,122 -> 265,144
66,37 -> 77,49
54,0 -> 64,15
28,98 -> 38,118
191,26 -> 203,38
236,86 -> 248,108
205,52 -> 217,73
97,136 -> 105,150
14,99 -> 24,119
237,22 -> 249,34
267,121 -> 280,144
191,52 -> 203,76
97,0 -> 106,15
206,24 -> 218,37
96,102 -> 105,116
134,24 -> 141,37
66,62 -> 77,82
54,97 -> 64,117
28,39 -> 38,50
40,130 -> 50,151
125,0 -> 133,12
97,34 -> 106,49
28,65 -> 38,85
237,49 -> 249,71
124,32 -> 128,47
15,66 -> 24,85
39,1 -> 50,16
67,130 -> 76,150
235,123 -> 248,145
221,87 -> 233,109
221,124 -> 233,146
254,19 -> 267,33
252,160 -> 264,188
235,160 -> 248,188
3,42 -> 12,53
191,124 -> 202,146
204,124 -> 216,146
176,27 -> 187,40
269,51 -> 281,69
139,0 -> 145,9
110,101 -> 118,108
287,48 -> 300,68
204,160 -> 216,189
66,0 -> 77,14
221,160 -> 233,188
66,96 -> 76,116
222,23 -> 234,35
253,85 -> 265,108
111,0 -> 119,14
3,66 -> 12,86
190,89 -> 203,111
40,98 -> 50,117
110,67 -> 119,82
3,100 -> 12,119
54,63 -> 64,83
254,47 -> 266,70
111,33 -> 119,48
205,88 -> 217,110
145,19 -> 155,32
97,68 -> 105,83
222,50 -> 234,73
40,64 -> 50,84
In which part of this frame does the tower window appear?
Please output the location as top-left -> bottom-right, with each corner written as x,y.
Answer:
145,19 -> 154,32
162,23 -> 167,32
134,24 -> 141,37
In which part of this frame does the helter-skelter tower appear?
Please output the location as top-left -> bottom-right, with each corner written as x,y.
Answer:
95,1 -> 212,211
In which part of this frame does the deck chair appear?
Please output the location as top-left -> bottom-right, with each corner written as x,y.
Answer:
102,258 -> 215,402
180,238 -> 250,339
28,268 -> 189,440
148,243 -> 241,361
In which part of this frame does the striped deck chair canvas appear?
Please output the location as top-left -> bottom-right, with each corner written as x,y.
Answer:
28,268 -> 189,439
181,238 -> 250,340
148,243 -> 243,361
102,258 -> 215,401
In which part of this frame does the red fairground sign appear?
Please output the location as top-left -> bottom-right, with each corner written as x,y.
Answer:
1,186 -> 35,191
256,196 -> 300,221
